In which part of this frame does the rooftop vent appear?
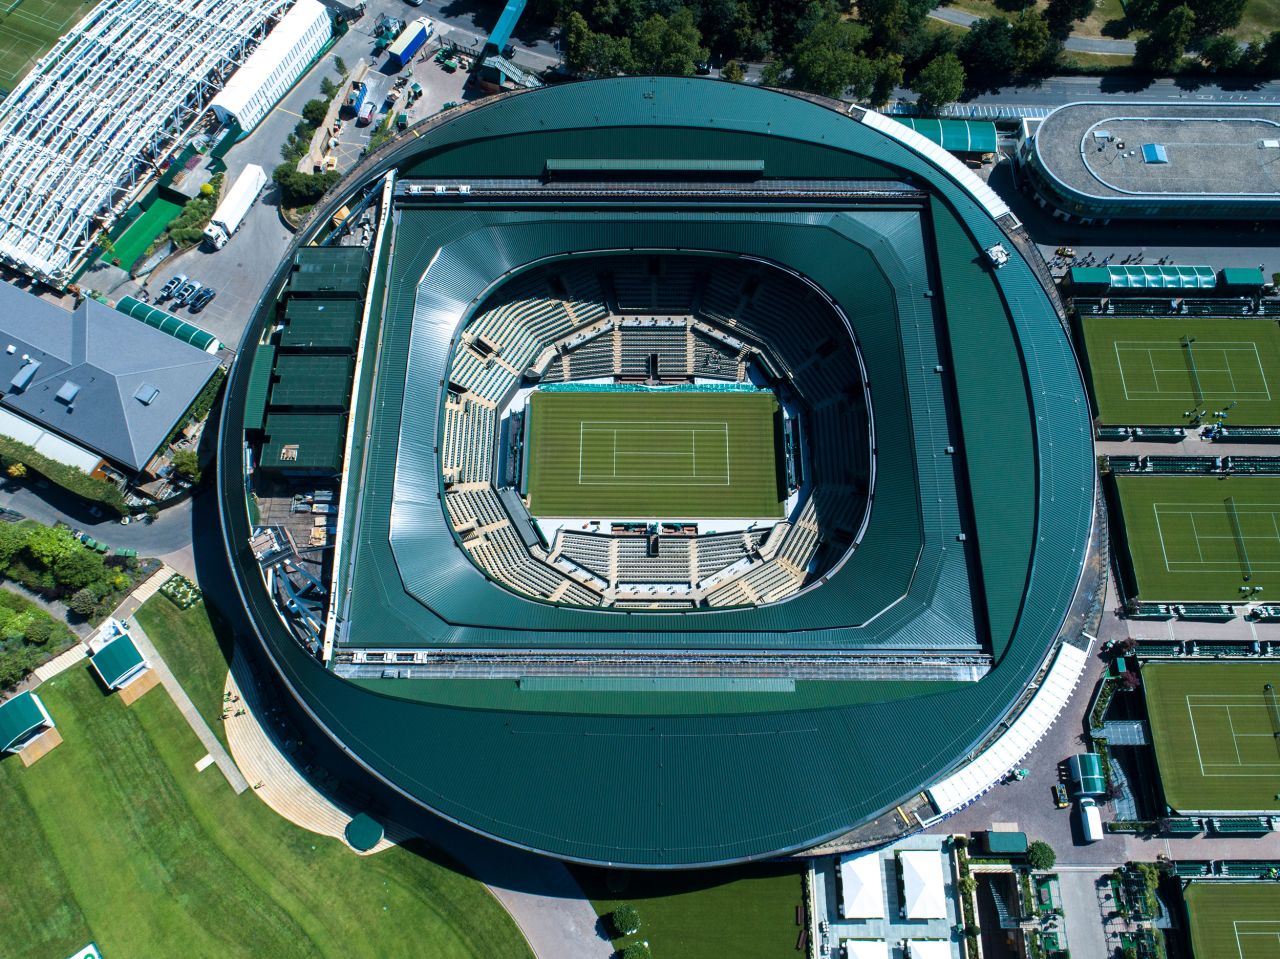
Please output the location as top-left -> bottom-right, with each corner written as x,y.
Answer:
133,383 -> 160,406
1262,139 -> 1280,149
10,359 -> 40,392
1141,143 -> 1169,164
55,381 -> 80,404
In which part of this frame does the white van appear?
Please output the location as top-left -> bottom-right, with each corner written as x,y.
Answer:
357,101 -> 376,126
1079,798 -> 1103,843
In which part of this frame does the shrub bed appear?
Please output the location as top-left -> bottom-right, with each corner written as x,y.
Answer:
160,574 -> 202,610
0,435 -> 127,514
0,588 -> 77,689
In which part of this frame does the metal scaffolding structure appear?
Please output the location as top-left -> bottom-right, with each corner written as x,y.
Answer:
0,0 -> 289,285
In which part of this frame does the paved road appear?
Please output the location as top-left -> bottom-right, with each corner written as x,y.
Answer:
1056,870 -> 1112,959
929,7 -> 1136,54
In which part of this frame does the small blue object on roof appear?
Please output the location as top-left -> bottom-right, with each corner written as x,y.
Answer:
1141,143 -> 1168,164
486,0 -> 526,53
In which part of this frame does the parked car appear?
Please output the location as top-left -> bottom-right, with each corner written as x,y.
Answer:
173,280 -> 200,306
188,287 -> 216,313
159,274 -> 186,300
1052,784 -> 1069,808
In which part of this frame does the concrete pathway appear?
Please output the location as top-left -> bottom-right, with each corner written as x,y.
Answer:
125,615 -> 249,794
1,581 -> 93,639
223,652 -> 397,854
31,644 -> 87,684
928,6 -> 1137,55
1056,869 -> 1112,959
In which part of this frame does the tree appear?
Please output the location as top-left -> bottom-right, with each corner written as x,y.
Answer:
961,17 -> 1016,89
786,16 -> 876,98
7,462 -> 25,479
52,548 -> 107,593
320,75 -> 340,99
720,59 -> 746,82
611,903 -> 641,936
1010,9 -> 1058,77
301,98 -> 329,128
859,0 -> 934,52
1045,0 -> 1096,40
631,9 -> 709,76
333,56 -> 348,76
870,53 -> 904,108
1188,0 -> 1246,37
1134,4 -> 1194,72
69,587 -> 98,617
912,52 -> 966,111
145,505 -> 160,523
171,449 -> 202,483
620,943 -> 652,959
1027,839 -> 1057,870
272,165 -> 341,208
1260,30 -> 1280,75
564,11 -> 634,77
23,525 -> 79,567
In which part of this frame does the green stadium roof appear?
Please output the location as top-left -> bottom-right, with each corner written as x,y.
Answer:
242,344 -> 275,432
219,78 -> 1096,867
289,247 -> 370,297
282,300 -> 361,352
90,634 -> 146,689
0,691 -> 51,752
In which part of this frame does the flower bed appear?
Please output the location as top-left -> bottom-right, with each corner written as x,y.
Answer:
160,574 -> 202,609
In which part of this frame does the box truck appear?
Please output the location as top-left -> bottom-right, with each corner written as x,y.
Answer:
385,17 -> 433,71
1079,798 -> 1103,843
202,164 -> 267,250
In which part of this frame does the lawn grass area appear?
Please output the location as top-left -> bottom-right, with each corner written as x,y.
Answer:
134,594 -> 233,735
936,0 -> 1132,38
1115,475 -> 1280,601
1144,661 -> 1280,814
0,0 -> 92,95
575,862 -> 804,959
1080,317 -> 1280,426
0,665 -> 533,959
526,390 -> 783,519
102,197 -> 183,269
1184,881 -> 1280,959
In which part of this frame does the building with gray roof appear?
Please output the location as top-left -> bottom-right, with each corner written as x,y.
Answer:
1020,101 -> 1280,221
0,282 -> 220,474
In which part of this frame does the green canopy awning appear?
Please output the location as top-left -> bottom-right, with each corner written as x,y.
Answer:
1220,267 -> 1265,288
1106,265 -> 1216,290
344,813 -> 384,851
893,118 -> 997,154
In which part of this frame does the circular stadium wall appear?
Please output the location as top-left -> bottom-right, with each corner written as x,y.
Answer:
219,78 -> 1098,867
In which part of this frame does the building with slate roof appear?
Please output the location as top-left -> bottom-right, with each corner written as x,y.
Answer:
220,78 -> 1099,867
1020,101 -> 1280,221
0,283 -> 221,475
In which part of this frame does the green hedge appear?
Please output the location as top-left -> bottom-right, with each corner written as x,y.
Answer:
0,436 -> 127,515
0,587 -> 76,689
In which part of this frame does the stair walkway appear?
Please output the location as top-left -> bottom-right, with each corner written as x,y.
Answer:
126,616 -> 249,794
32,644 -> 87,684
223,652 -> 398,855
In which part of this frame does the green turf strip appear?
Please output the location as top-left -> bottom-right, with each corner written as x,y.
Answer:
1115,474 -> 1280,601
102,198 -> 183,269
576,862 -> 803,959
0,0 -> 92,94
1081,317 -> 1280,426
1184,882 -> 1280,959
1143,662 -> 1280,814
0,615 -> 532,959
526,390 -> 783,519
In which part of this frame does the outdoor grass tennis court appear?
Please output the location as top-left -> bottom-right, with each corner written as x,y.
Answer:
1185,880 -> 1280,959
1115,475 -> 1280,600
526,390 -> 783,518
1080,317 -> 1280,425
1143,662 -> 1280,814
0,0 -> 89,95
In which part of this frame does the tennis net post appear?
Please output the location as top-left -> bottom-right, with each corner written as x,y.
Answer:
1225,496 -> 1253,582
1182,335 -> 1205,407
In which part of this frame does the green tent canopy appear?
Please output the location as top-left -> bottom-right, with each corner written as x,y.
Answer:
0,691 -> 52,752
893,118 -> 997,154
90,634 -> 147,689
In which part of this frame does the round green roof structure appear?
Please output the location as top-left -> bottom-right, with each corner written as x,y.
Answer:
219,78 -> 1097,867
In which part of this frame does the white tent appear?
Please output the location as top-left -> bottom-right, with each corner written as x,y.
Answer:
899,850 -> 947,919
843,941 -> 890,959
907,940 -> 954,959
838,851 -> 886,919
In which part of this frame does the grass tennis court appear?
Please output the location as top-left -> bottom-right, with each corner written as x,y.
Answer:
1143,662 -> 1280,814
0,0 -> 90,96
526,390 -> 783,518
1185,882 -> 1280,959
100,197 -> 183,270
1115,475 -> 1280,600
1080,317 -> 1280,425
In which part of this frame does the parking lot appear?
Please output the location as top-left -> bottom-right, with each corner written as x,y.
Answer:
86,0 -> 476,354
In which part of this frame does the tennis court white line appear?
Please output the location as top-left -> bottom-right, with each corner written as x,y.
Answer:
1185,696 -> 1280,776
577,420 -> 731,486
1114,340 -> 1272,401
1235,919 -> 1280,959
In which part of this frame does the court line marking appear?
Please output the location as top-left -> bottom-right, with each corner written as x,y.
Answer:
1113,340 -> 1271,401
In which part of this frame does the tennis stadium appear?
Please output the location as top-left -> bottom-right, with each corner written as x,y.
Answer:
218,78 -> 1099,866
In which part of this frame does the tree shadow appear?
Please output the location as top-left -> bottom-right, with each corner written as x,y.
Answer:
1100,17 -> 1133,38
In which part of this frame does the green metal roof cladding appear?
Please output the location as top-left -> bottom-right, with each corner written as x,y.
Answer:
261,413 -> 345,471
986,830 -> 1029,854
893,118 -> 997,154
289,247 -> 370,296
1221,267 -> 1265,287
242,344 -> 275,431
268,354 -> 354,409
0,691 -> 49,752
544,158 -> 765,173
219,78 -> 1096,867
90,634 -> 145,688
116,296 -> 220,352
282,300 -> 361,352
1069,267 -> 1112,286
